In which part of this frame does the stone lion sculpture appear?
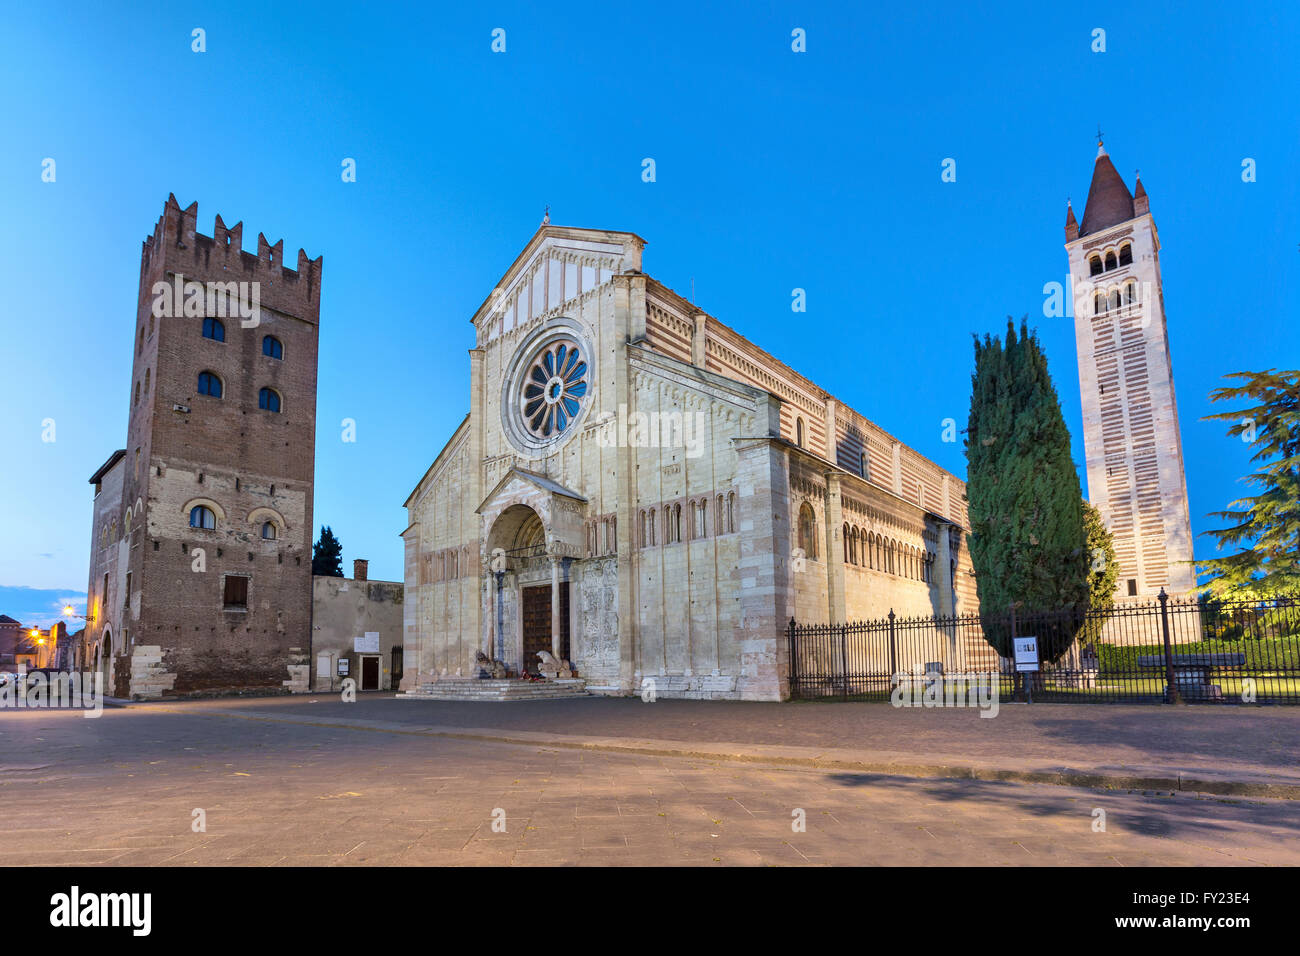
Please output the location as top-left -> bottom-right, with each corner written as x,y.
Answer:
475,650 -> 508,679
536,650 -> 574,680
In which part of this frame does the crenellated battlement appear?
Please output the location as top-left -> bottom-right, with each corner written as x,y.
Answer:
139,194 -> 322,321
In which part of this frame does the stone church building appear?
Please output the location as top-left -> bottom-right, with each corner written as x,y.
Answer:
402,224 -> 979,700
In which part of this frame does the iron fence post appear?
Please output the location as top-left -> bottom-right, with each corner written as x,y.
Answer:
1009,602 -> 1019,701
1159,588 -> 1180,704
841,623 -> 849,699
788,617 -> 797,699
888,610 -> 897,682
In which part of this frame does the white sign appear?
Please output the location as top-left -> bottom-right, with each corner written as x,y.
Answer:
1014,637 -> 1039,672
354,632 -> 380,654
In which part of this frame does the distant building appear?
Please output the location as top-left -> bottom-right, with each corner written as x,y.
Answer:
311,560 -> 404,692
0,614 -> 23,666
83,196 -> 323,698
1065,141 -> 1196,599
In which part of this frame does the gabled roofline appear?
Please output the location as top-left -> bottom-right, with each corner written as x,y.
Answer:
469,224 -> 648,327
475,466 -> 587,515
402,415 -> 471,508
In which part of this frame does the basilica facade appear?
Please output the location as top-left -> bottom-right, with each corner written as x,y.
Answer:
401,225 -> 979,700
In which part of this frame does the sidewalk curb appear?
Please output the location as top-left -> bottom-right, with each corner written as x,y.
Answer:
158,706 -> 1300,801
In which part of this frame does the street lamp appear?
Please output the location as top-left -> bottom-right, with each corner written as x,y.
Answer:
63,605 -> 94,623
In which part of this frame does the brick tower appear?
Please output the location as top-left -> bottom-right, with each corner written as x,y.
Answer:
1064,142 -> 1196,599
85,195 -> 322,697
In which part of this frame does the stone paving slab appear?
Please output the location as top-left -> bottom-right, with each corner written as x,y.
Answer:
5,706 -> 1300,865
151,700 -> 1300,800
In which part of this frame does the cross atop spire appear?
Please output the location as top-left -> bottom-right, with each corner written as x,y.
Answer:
542,205 -> 550,225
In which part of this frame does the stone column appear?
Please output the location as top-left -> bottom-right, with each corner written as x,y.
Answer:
824,472 -> 847,624
550,555 -> 562,658
734,425 -> 793,701
691,312 -> 707,368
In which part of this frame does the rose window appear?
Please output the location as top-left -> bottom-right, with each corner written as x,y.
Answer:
521,340 -> 588,439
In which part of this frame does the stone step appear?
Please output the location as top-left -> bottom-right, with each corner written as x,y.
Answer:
399,678 -> 589,702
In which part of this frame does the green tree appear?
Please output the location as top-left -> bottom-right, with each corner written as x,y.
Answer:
1198,369 -> 1300,599
1080,499 -> 1119,643
965,317 -> 1089,662
312,525 -> 344,577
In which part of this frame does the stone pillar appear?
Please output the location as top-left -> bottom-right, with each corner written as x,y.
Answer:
824,399 -> 838,465
935,522 -> 955,618
550,555 -> 562,658
691,312 -> 707,368
734,427 -> 793,701
824,472 -> 847,624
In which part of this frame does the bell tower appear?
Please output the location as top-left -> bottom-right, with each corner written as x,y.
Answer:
1064,140 -> 1197,599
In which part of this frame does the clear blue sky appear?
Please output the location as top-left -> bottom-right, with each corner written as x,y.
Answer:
1,1 -> 1296,621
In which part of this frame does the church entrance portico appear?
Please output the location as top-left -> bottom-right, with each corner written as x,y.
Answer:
480,472 -> 586,676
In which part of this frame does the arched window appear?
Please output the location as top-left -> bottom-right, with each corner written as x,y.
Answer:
867,533 -> 874,569
189,505 -> 216,529
1123,281 -> 1137,305
1089,255 -> 1103,276
133,380 -> 140,406
843,523 -> 851,563
795,417 -> 804,447
144,368 -> 150,394
1094,292 -> 1105,314
1108,290 -> 1121,311
860,452 -> 868,479
647,508 -> 656,546
715,495 -> 725,534
1119,243 -> 1132,266
197,371 -> 222,398
670,503 -> 682,543
262,335 -> 283,359
697,499 -> 708,538
689,501 -> 699,540
798,502 -> 817,560
1104,251 -> 1117,271
261,521 -> 277,540
727,492 -> 736,533
258,387 -> 281,412
138,326 -> 145,355
202,317 -> 225,342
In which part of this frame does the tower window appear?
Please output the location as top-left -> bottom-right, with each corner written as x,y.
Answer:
1123,281 -> 1137,305
261,521 -> 277,540
203,317 -> 226,342
1104,251 -> 1117,271
189,505 -> 216,530
223,575 -> 249,608
197,371 -> 222,398
1119,243 -> 1133,266
1094,292 -> 1105,314
860,451 -> 868,479
795,417 -> 804,448
258,387 -> 281,412
262,335 -> 283,359
1089,255 -> 1103,276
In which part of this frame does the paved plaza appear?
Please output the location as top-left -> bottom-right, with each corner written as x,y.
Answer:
2,696 -> 1299,865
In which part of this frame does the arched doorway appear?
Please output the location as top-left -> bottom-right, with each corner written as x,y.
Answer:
98,631 -> 112,694
484,504 -> 569,674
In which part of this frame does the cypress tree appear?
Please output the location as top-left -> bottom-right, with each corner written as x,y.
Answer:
312,525 -> 344,577
965,318 -> 1089,662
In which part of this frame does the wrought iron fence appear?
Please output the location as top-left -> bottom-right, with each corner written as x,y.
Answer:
787,591 -> 1300,704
